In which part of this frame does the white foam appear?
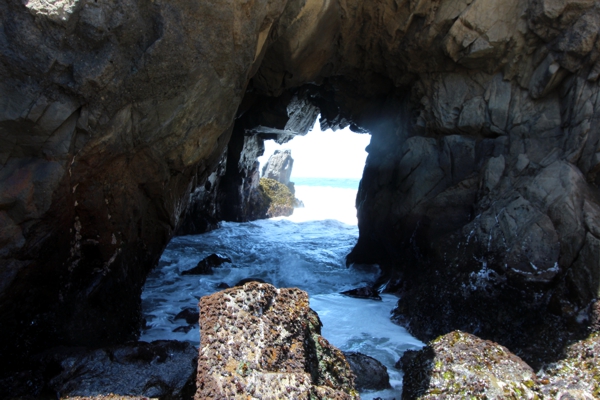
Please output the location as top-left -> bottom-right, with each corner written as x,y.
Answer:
140,184 -> 423,397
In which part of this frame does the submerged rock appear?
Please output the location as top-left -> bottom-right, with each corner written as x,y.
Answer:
343,352 -> 391,391
341,286 -> 382,301
44,341 -> 197,399
175,307 -> 198,324
196,282 -> 358,399
181,253 -> 232,275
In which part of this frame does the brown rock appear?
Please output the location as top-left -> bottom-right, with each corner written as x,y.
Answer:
196,282 -> 358,399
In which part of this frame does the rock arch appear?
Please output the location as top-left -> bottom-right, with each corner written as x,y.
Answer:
1,0 -> 599,370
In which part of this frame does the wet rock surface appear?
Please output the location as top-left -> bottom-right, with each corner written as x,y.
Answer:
538,333 -> 600,398
343,352 -> 391,391
0,340 -> 197,400
341,286 -> 382,301
401,331 -> 600,399
49,341 -> 197,399
196,282 -> 358,399
181,253 -> 232,275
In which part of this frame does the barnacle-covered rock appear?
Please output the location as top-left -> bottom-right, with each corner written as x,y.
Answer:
401,331 -> 540,399
538,333 -> 600,398
196,282 -> 358,399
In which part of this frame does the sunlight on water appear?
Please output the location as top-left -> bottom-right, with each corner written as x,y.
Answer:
140,181 -> 423,399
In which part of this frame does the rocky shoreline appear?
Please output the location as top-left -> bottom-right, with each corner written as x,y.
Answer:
2,0 -> 600,398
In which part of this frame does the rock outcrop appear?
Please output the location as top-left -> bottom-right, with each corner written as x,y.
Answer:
181,253 -> 232,275
0,340 -> 197,399
258,177 -> 296,218
262,149 -> 294,186
196,282 -> 358,399
1,0 -> 600,388
401,331 -> 600,399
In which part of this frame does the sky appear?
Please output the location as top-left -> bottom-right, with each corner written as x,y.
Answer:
257,119 -> 371,179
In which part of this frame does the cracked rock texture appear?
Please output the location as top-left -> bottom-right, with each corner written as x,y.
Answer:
196,282 -> 358,399
1,0 -> 600,387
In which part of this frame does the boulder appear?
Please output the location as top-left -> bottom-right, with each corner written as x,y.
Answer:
262,149 -> 294,186
401,331 -> 539,399
44,341 -> 197,399
258,177 -> 296,218
181,253 -> 232,275
343,352 -> 391,391
234,277 -> 268,286
401,331 -> 600,399
196,282 -> 358,399
538,333 -> 600,398
175,307 -> 198,325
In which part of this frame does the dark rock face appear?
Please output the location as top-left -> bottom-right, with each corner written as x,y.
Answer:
340,286 -> 382,301
196,282 -> 358,399
0,340 -> 197,400
262,149 -> 294,186
401,331 -> 600,399
181,253 -> 232,275
175,307 -> 198,325
343,352 -> 391,391
2,0 -> 600,384
0,0 -> 294,371
48,341 -> 197,399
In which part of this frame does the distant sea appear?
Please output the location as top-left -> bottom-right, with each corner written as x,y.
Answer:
291,177 -> 361,190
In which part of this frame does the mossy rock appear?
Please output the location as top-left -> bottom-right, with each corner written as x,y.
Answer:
401,331 -> 539,399
259,178 -> 295,218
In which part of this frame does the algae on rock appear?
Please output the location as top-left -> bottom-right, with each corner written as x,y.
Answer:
259,177 -> 298,218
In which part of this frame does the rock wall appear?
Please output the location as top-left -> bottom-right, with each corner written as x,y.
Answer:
340,2 -> 600,362
1,0 -> 600,377
0,0 -> 293,370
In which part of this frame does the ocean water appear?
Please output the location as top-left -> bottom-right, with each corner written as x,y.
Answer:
140,178 -> 423,399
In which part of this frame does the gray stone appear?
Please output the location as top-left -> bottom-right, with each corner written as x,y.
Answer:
343,352 -> 390,391
262,149 -> 294,186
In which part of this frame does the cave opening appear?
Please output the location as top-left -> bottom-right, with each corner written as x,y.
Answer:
2,0 -> 600,396
258,117 -> 371,225
140,114 -> 423,399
